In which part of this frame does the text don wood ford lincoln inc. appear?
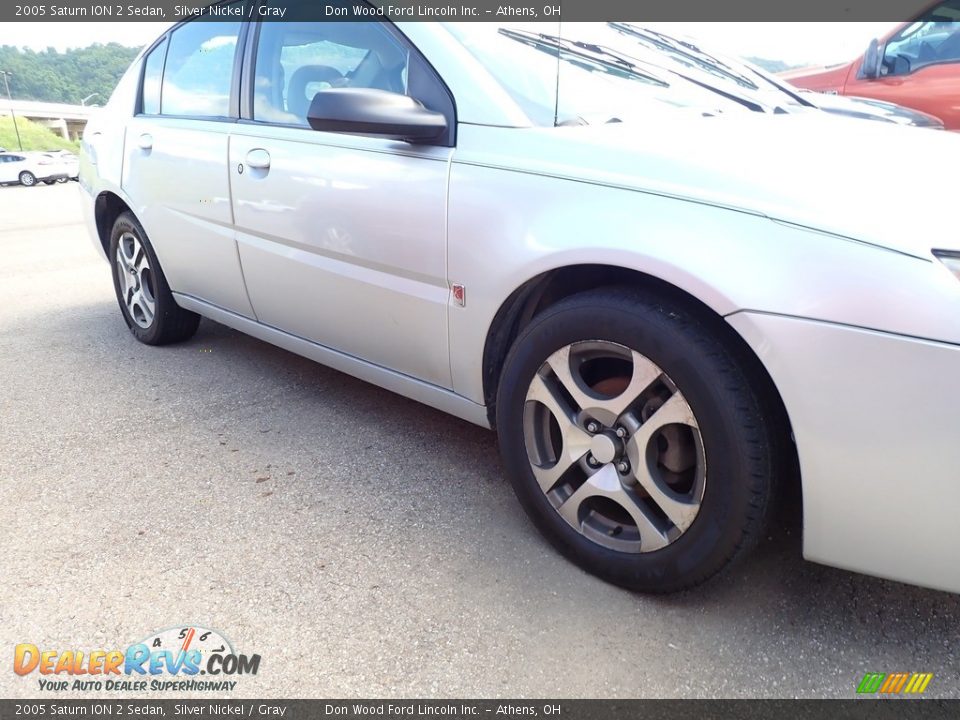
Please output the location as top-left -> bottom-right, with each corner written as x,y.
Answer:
13,627 -> 260,692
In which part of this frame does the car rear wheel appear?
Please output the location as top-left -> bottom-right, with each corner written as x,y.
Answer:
19,171 -> 37,187
109,212 -> 200,345
495,287 -> 778,593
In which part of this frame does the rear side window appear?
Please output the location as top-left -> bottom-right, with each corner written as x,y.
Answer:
161,21 -> 241,117
141,37 -> 167,115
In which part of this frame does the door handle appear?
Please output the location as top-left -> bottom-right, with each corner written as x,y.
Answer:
137,133 -> 153,151
245,149 -> 271,170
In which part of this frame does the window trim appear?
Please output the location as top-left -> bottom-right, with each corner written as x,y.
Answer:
238,4 -> 458,147
137,35 -> 168,116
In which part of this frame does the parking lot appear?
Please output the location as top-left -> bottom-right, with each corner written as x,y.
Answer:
1,182 -> 958,699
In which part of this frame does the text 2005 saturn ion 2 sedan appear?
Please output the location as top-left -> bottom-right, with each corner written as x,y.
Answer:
80,12 -> 960,594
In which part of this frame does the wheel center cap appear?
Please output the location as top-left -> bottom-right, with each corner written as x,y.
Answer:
589,432 -> 620,465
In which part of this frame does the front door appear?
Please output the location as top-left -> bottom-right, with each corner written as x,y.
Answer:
229,16 -> 455,387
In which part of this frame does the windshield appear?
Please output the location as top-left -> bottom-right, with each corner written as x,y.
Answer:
445,22 -> 753,126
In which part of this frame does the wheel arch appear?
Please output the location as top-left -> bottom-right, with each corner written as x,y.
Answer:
481,264 -> 800,503
94,190 -> 134,257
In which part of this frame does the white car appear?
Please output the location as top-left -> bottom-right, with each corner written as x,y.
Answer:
40,151 -> 80,182
80,15 -> 960,594
0,151 -> 71,186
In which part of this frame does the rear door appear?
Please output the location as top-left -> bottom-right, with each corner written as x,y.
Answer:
228,14 -> 455,387
121,14 -> 256,318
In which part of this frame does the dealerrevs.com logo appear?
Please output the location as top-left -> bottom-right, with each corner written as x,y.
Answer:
14,626 -> 261,693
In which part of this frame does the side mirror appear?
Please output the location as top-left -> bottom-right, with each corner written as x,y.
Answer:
307,88 -> 447,144
860,38 -> 882,79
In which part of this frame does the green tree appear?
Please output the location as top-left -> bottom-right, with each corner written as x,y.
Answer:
0,43 -> 141,105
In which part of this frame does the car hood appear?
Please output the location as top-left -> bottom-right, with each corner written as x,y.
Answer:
809,92 -> 944,128
493,112 -> 960,258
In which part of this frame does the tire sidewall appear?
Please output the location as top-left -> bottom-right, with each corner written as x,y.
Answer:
496,292 -> 767,592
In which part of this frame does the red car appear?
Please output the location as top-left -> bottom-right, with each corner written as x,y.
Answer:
783,0 -> 960,130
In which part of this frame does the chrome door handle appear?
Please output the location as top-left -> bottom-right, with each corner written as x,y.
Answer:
137,133 -> 153,151
245,149 -> 271,170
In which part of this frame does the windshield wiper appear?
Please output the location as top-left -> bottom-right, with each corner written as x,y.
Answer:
608,23 -> 761,91
499,27 -> 769,116
497,28 -> 670,87
745,66 -> 818,108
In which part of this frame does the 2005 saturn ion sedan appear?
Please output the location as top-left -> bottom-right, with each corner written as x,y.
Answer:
80,9 -> 960,594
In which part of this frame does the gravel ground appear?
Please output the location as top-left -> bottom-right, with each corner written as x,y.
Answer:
1,183 -> 958,700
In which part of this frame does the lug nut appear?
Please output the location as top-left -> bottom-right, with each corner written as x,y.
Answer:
615,426 -> 628,438
617,461 -> 630,474
587,454 -> 599,467
586,421 -> 600,434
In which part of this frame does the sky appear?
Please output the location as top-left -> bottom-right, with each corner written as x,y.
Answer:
0,21 -> 899,67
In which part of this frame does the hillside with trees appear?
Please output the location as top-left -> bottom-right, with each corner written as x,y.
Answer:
0,115 -> 80,152
0,43 -> 141,106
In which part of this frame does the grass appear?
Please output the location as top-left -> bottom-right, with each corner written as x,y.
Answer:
0,115 -> 81,153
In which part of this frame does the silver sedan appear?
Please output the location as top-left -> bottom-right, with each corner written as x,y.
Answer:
80,17 -> 960,594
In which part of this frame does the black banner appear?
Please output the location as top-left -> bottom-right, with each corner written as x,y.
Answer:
1,700 -> 959,720
1,0 -> 939,23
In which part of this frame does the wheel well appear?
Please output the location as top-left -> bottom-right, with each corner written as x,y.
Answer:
485,266 -> 682,417
482,265 -> 797,464
94,192 -> 132,256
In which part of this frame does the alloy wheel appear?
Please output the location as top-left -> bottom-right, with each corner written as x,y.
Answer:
115,232 -> 156,329
523,340 -> 706,553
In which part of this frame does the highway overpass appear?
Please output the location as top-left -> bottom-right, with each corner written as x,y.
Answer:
0,98 -> 93,142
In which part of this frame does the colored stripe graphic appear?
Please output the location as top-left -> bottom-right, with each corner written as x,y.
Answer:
857,673 -> 885,694
906,673 -> 934,694
858,672 -> 933,695
879,673 -> 906,693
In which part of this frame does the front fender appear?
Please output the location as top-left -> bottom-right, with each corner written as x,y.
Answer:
446,162 -> 960,403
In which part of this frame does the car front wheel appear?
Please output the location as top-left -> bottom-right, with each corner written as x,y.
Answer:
496,287 -> 779,593
109,212 -> 200,345
19,171 -> 37,187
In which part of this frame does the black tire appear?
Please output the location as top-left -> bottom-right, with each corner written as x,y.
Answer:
109,212 -> 200,345
43,179 -> 57,185
19,171 -> 37,187
495,287 -> 779,593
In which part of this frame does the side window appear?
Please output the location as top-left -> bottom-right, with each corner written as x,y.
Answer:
254,20 -> 411,126
883,0 -> 960,75
141,37 -> 167,115
161,20 -> 242,117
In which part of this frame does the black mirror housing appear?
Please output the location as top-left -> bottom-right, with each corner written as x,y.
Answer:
307,88 -> 447,144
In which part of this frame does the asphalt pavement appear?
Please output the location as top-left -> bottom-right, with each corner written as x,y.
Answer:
1,183 -> 958,699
